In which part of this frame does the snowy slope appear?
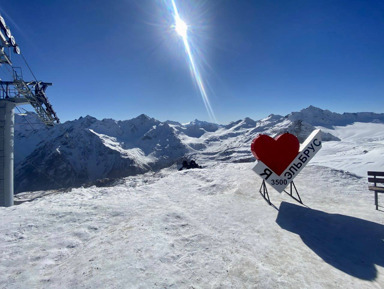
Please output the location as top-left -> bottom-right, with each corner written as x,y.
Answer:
1,163 -> 383,288
312,122 -> 384,177
183,114 -> 339,163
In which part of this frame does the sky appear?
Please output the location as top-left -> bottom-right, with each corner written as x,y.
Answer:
0,0 -> 383,124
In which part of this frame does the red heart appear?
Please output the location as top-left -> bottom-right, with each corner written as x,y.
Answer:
251,133 -> 300,175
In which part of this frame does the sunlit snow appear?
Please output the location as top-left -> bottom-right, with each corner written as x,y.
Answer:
1,162 -> 383,288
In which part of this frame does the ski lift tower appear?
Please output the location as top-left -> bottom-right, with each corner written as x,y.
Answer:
0,14 -> 59,207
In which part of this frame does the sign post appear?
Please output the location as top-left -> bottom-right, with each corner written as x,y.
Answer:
252,129 -> 322,203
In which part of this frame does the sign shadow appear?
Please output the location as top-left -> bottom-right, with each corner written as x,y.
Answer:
276,202 -> 384,280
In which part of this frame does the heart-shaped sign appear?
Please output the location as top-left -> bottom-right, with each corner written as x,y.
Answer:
251,133 -> 300,175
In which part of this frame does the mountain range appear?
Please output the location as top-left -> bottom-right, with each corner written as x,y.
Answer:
14,106 -> 384,193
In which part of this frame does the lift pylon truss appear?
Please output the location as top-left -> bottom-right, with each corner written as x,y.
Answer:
0,79 -> 60,125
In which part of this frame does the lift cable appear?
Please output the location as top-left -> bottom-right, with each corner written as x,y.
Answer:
20,52 -> 38,82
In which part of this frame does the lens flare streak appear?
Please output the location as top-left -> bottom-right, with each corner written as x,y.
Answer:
170,0 -> 217,123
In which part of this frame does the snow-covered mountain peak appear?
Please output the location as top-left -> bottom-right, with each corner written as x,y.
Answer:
135,113 -> 152,121
288,106 -> 340,127
170,119 -> 221,138
185,119 -> 208,125
130,114 -> 157,125
185,119 -> 220,131
77,115 -> 98,126
165,120 -> 182,126
242,117 -> 257,127
255,114 -> 283,128
289,106 -> 384,127
229,118 -> 256,130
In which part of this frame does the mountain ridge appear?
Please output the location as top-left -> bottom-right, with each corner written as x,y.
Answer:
14,106 -> 384,192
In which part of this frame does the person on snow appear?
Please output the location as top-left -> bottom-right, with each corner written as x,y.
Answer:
179,160 -> 202,170
179,160 -> 190,170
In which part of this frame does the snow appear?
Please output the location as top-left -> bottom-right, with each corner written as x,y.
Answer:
89,129 -> 155,168
3,106 -> 384,288
14,106 -> 381,192
1,162 -> 384,288
288,105 -> 384,127
313,122 -> 384,177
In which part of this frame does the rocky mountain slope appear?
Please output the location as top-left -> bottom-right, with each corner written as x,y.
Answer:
15,114 -> 188,192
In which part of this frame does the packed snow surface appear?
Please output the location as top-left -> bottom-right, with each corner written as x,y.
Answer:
1,162 -> 383,288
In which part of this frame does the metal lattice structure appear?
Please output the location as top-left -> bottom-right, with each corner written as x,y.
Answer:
0,78 -> 59,125
0,13 -> 59,206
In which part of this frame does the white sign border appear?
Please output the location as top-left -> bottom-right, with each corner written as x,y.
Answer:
252,129 -> 322,193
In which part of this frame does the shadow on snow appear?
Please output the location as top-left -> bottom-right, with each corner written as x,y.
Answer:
276,202 -> 384,280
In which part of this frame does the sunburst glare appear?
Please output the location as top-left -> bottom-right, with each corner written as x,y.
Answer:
175,16 -> 188,38
169,0 -> 217,123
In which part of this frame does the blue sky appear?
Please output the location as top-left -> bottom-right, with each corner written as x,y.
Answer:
0,0 -> 383,124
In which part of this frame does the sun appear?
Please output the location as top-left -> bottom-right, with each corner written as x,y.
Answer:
169,0 -> 217,123
175,16 -> 188,38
